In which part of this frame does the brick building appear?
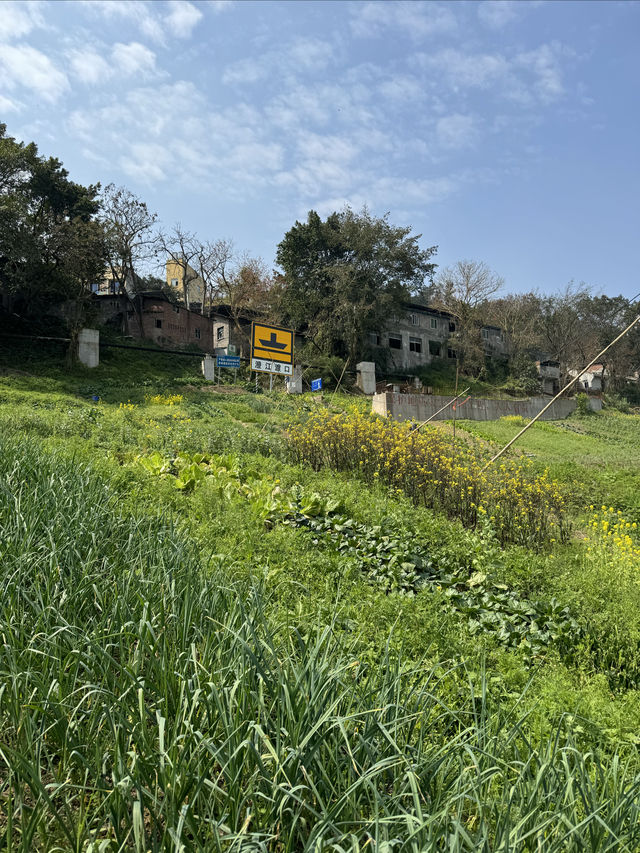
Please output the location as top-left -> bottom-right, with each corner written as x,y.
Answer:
95,292 -> 217,352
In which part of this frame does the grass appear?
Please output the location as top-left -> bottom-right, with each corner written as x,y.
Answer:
1,340 -> 640,849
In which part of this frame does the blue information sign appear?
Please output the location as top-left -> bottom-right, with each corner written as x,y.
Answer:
217,355 -> 241,368
311,378 -> 322,391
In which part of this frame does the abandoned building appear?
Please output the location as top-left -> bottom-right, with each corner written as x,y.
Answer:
373,302 -> 508,370
95,292 -> 219,352
165,260 -> 206,310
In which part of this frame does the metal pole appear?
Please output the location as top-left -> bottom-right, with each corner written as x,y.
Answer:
407,387 -> 471,434
482,313 -> 640,471
269,372 -> 273,392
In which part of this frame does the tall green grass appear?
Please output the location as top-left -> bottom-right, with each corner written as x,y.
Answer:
1,440 -> 640,850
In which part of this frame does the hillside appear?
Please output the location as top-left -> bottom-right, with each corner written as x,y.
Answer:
1,341 -> 640,850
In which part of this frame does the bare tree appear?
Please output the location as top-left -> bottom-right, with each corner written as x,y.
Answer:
433,260 -> 504,375
490,291 -> 543,363
214,254 -> 274,355
155,225 -> 203,310
194,238 -> 234,313
100,184 -> 157,294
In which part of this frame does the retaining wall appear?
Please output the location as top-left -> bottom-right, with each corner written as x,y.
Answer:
372,392 -> 601,422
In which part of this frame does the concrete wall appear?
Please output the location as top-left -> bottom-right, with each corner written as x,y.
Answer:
372,391 -> 602,422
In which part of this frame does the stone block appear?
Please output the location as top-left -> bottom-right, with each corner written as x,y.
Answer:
356,361 -> 376,395
78,328 -> 99,368
286,365 -> 302,394
202,355 -> 216,381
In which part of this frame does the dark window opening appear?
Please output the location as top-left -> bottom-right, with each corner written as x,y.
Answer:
155,319 -> 162,329
429,340 -> 441,356
388,335 -> 402,350
217,326 -> 225,340
369,332 -> 381,346
195,328 -> 201,339
409,336 -> 422,353
449,321 -> 456,332
448,348 -> 457,359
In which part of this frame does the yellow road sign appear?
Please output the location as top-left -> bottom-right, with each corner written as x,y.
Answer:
251,322 -> 294,365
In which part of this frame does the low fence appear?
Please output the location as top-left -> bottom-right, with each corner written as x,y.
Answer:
372,391 -> 602,422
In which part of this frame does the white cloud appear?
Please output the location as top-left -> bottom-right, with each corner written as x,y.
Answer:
414,43 -> 568,105
69,48 -> 112,85
514,43 -> 566,103
0,1 -> 45,40
0,44 -> 68,103
164,0 -> 203,38
112,42 -> 158,77
288,37 -> 334,71
477,1 -> 518,29
78,1 -> 166,44
416,48 -> 509,90
223,56 -> 269,85
121,142 -> 173,183
351,1 -> 456,40
379,74 -> 424,103
223,37 -> 335,86
436,114 -> 478,149
0,93 -> 21,112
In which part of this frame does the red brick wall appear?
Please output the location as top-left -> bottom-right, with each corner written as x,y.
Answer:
139,298 -> 213,351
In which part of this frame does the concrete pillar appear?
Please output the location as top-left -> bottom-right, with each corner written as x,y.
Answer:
78,328 -> 99,368
356,361 -> 376,395
201,355 -> 216,381
286,365 -> 303,394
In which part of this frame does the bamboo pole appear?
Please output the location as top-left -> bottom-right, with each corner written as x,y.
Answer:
482,313 -> 640,471
407,386 -> 471,434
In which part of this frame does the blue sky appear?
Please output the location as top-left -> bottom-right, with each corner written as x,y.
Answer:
1,0 -> 638,298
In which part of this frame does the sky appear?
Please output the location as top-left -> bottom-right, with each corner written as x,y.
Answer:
1,0 -> 639,298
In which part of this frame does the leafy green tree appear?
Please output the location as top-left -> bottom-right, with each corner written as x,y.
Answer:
0,123 -> 103,320
275,207 -> 437,363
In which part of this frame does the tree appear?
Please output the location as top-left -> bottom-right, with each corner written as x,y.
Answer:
0,123 -> 103,319
100,184 -> 157,295
215,254 -> 274,354
433,260 -> 504,376
155,225 -> 203,310
276,207 -> 437,363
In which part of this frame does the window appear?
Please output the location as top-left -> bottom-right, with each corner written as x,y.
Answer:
449,321 -> 456,332
409,336 -> 422,353
429,340 -> 441,357
195,328 -> 201,339
173,305 -> 180,313
155,319 -> 162,329
90,282 -> 99,293
217,325 -> 225,341
171,278 -> 179,288
369,332 -> 381,346
429,317 -> 438,329
409,313 -> 419,326
388,334 -> 402,349
482,328 -> 489,340
447,348 -> 457,360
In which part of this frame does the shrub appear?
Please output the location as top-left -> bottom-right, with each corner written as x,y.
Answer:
287,410 -> 569,547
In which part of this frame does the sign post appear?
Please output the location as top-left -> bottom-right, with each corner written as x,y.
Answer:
250,322 -> 294,378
